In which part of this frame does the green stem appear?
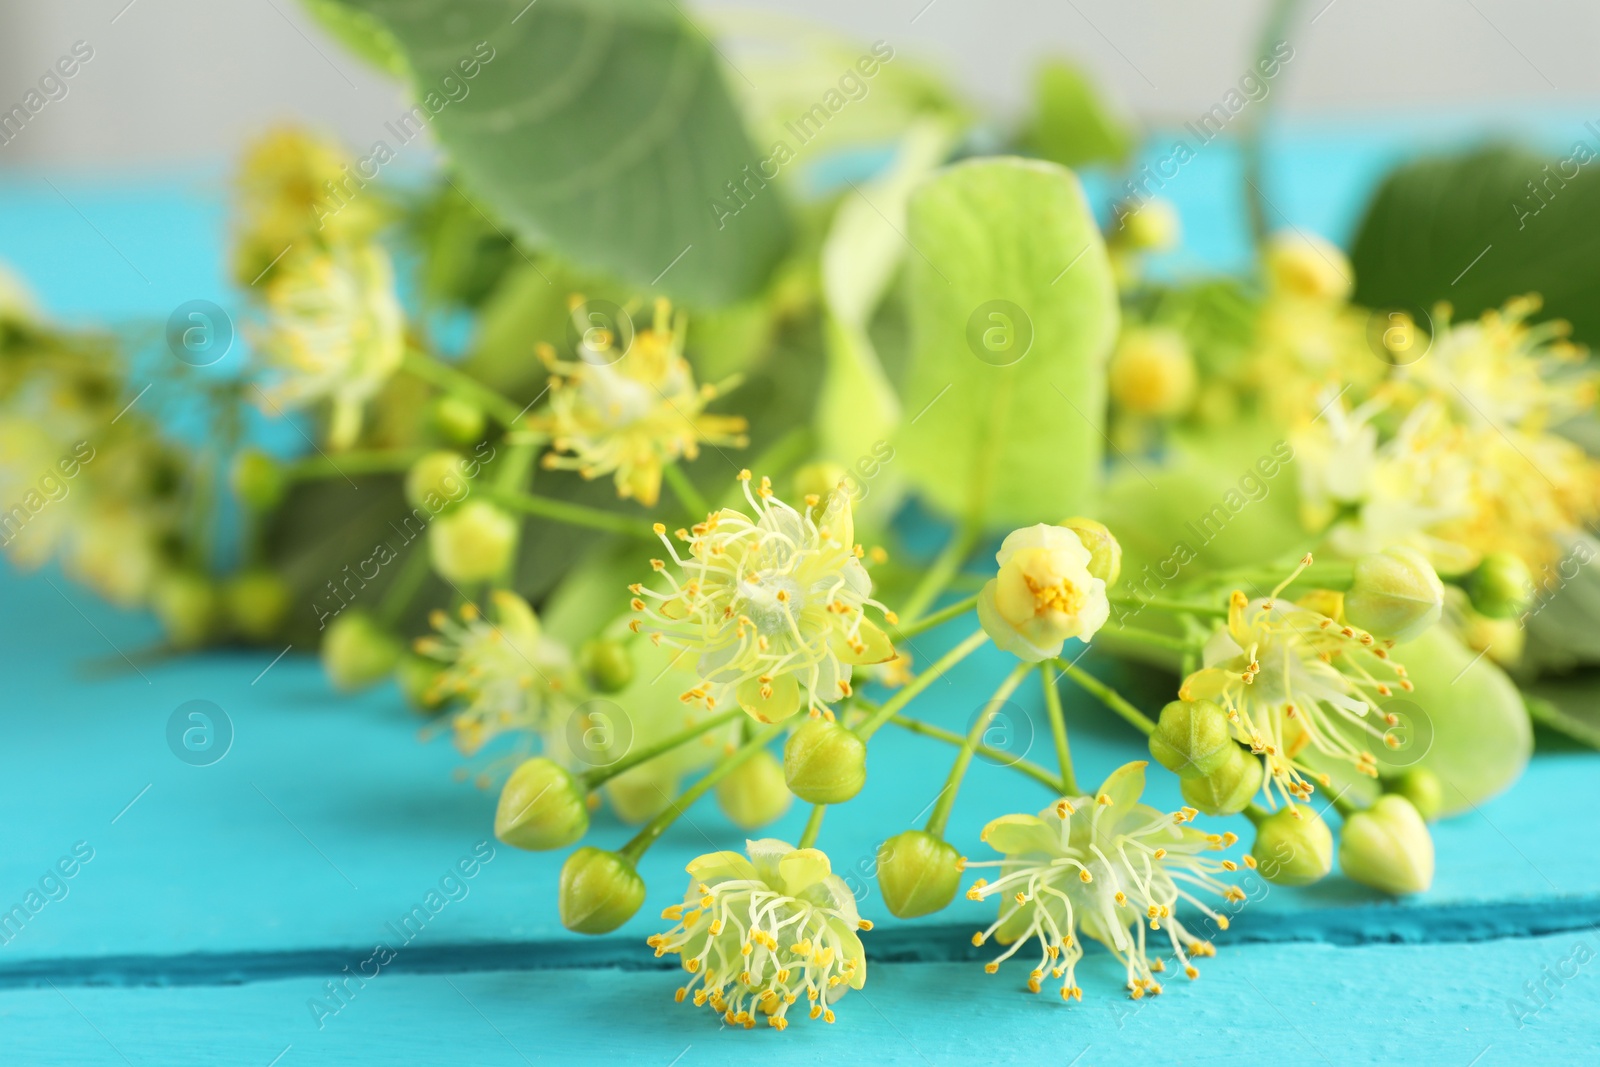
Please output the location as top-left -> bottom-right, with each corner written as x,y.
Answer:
858,628 -> 989,741
402,348 -> 526,428
891,593 -> 979,641
1101,623 -> 1195,653
375,541 -> 433,628
618,723 -> 784,863
887,714 -> 1062,794
1108,594 -> 1228,618
1039,662 -> 1078,795
1244,804 -> 1271,827
900,524 -> 979,623
798,804 -> 826,848
483,487 -> 644,537
584,707 -> 744,789
1239,0 -> 1304,250
287,448 -> 427,480
924,663 -> 1032,837
1055,659 -> 1156,736
662,462 -> 711,521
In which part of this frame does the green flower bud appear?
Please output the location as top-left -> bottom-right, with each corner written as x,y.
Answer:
1464,551 -> 1533,620
231,449 -> 286,512
395,653 -> 445,713
714,749 -> 792,830
405,451 -> 471,510
792,461 -> 848,504
877,830 -> 963,919
321,610 -> 402,691
152,570 -> 217,648
1058,516 -> 1122,587
1149,699 -> 1234,778
1123,198 -> 1181,251
225,569 -> 290,641
1178,745 -> 1262,816
428,500 -> 517,583
1387,767 -> 1444,822
431,395 -> 485,446
1251,805 -> 1334,887
1343,546 -> 1444,643
783,718 -> 867,804
559,847 -> 645,935
1338,794 -> 1434,896
495,757 -> 590,851
578,639 -> 635,694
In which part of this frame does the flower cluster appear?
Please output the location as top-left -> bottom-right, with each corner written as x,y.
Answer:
649,840 -> 870,1029
966,762 -> 1242,1000
1179,558 -> 1417,807
629,471 -> 898,722
531,297 -> 748,507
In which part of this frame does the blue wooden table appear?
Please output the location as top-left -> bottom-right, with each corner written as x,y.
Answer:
4,122 -> 1600,1064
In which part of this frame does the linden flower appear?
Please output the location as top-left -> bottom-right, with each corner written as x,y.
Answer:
967,761 -> 1243,1001
414,591 -> 576,757
255,245 -> 404,450
532,297 -> 748,507
648,839 -> 871,1030
978,524 -> 1109,661
629,471 -> 898,722
1179,556 -> 1414,807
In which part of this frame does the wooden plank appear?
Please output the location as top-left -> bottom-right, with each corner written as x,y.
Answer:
7,932 -> 1594,1064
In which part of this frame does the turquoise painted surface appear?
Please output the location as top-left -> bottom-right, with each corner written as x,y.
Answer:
3,119 -> 1600,1059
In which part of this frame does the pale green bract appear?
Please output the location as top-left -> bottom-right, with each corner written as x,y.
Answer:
897,158 -> 1118,528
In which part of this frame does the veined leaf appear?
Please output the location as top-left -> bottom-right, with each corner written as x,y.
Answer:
1524,676 -> 1600,750
896,157 -> 1118,528
338,0 -> 792,305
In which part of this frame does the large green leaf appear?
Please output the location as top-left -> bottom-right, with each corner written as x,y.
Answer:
339,0 -> 791,305
1384,626 -> 1531,817
896,157 -> 1118,528
1523,677 -> 1600,749
1351,143 -> 1600,342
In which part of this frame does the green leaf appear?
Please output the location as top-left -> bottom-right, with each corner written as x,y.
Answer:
1021,59 -> 1134,170
1383,626 -> 1531,818
896,157 -> 1118,528
1350,142 -> 1600,342
300,0 -> 409,76
338,0 -> 792,306
1523,675 -> 1600,749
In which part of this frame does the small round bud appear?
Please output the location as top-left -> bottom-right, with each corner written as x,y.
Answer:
405,451 -> 471,510
715,748 -> 792,830
1464,551 -> 1533,620
1108,328 -> 1196,417
1058,517 -> 1122,587
1462,610 -> 1525,669
1338,794 -> 1434,896
152,570 -> 217,648
224,569 -> 291,641
395,653 -> 445,713
1149,699 -> 1235,779
1343,546 -> 1444,643
559,847 -> 645,935
431,395 -> 486,446
428,500 -> 517,583
877,830 -> 963,919
1178,745 -> 1262,815
783,718 -> 867,804
1251,804 -> 1334,887
1263,231 -> 1352,303
232,449 -> 286,512
1387,767 -> 1444,822
321,610 -> 402,691
495,758 -> 590,851
578,639 -> 635,694
1119,198 -> 1180,252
